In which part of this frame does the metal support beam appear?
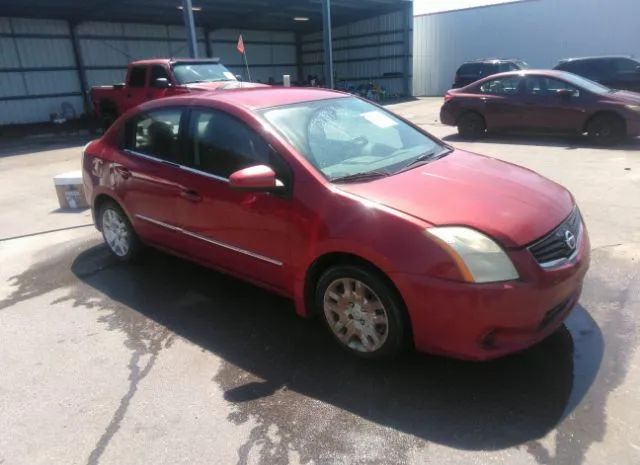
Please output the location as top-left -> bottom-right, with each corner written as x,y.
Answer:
181,0 -> 198,58
204,28 -> 213,58
321,0 -> 334,89
402,1 -> 412,96
295,33 -> 304,85
69,21 -> 90,114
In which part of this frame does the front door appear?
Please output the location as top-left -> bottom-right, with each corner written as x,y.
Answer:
123,66 -> 149,113
520,76 -> 587,133
175,107 -> 291,291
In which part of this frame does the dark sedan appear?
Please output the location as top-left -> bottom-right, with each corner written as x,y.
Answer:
440,70 -> 640,145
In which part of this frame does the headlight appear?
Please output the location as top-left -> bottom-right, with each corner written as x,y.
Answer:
625,104 -> 640,112
427,227 -> 519,283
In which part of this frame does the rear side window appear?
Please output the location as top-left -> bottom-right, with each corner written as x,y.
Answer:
125,108 -> 183,162
565,60 -> 609,80
128,66 -> 147,87
479,77 -> 521,95
186,109 -> 272,179
457,63 -> 484,76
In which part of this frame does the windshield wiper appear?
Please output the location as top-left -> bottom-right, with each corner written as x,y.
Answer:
331,170 -> 390,183
396,148 -> 451,173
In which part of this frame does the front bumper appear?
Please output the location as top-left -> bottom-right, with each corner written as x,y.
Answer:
391,228 -> 590,360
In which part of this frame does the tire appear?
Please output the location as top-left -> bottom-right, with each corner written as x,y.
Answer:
586,114 -> 625,146
457,112 -> 486,140
315,265 -> 409,359
98,200 -> 141,262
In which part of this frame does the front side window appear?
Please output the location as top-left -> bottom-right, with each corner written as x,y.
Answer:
524,76 -> 581,97
612,58 -> 640,73
125,108 -> 183,162
479,77 -> 522,95
171,62 -> 236,84
260,97 -> 443,181
128,66 -> 147,87
186,110 -> 272,179
150,65 -> 170,87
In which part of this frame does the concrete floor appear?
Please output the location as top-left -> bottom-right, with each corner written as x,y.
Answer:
1,98 -> 639,465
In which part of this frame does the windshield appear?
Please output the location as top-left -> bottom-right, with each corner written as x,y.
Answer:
171,62 -> 236,84
260,97 -> 444,181
560,72 -> 611,94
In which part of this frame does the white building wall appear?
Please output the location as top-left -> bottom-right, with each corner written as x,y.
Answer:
413,0 -> 640,96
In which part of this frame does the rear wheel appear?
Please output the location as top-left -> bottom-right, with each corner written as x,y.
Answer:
586,114 -> 625,146
98,200 -> 141,262
315,265 -> 408,359
457,112 -> 486,140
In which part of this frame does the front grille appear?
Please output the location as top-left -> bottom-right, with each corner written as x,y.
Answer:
528,208 -> 581,267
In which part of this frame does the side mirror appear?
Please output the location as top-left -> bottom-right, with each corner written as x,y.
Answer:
229,165 -> 282,191
636,65 -> 640,73
154,77 -> 171,88
557,89 -> 573,100
235,74 -> 243,81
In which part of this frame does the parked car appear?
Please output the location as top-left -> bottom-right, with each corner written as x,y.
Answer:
83,87 -> 589,361
554,56 -> 640,92
452,58 -> 529,89
441,69 -> 640,144
91,58 -> 264,129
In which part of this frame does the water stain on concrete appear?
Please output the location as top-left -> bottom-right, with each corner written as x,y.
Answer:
2,239 -> 637,465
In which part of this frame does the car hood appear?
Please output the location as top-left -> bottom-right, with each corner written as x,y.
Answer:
185,81 -> 269,91
337,150 -> 574,248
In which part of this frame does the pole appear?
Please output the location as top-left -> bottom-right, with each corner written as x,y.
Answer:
69,21 -> 90,114
402,1 -> 412,96
321,0 -> 334,89
182,0 -> 198,58
243,51 -> 252,82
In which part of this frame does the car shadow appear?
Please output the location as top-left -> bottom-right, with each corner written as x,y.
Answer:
441,132 -> 640,150
70,244 -> 603,451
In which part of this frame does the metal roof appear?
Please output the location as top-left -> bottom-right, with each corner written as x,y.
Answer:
0,0 -> 410,32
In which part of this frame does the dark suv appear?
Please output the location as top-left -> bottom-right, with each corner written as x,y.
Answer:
452,59 -> 529,89
554,56 -> 640,92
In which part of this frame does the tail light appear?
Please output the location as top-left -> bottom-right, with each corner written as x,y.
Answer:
444,92 -> 454,103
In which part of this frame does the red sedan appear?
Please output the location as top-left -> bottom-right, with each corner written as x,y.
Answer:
82,87 -> 590,360
440,69 -> 640,145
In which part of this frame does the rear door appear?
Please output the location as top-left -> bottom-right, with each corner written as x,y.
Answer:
475,75 -> 525,130
520,76 -> 587,132
113,107 -> 188,248
175,107 -> 292,291
123,66 -> 148,112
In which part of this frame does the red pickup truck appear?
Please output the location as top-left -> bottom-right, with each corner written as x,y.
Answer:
91,58 -> 264,128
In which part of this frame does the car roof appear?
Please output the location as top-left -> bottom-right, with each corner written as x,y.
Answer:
462,58 -> 523,64
464,69 -> 576,84
557,55 -> 636,63
130,58 -> 222,66
144,86 -> 350,111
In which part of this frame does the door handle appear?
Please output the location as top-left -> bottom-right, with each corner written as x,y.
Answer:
180,189 -> 202,202
113,165 -> 131,179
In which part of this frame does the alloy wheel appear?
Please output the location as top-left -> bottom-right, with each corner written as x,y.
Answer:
102,208 -> 130,257
323,278 -> 389,352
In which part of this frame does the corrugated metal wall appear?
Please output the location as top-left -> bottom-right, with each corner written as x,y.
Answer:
0,17 -> 296,125
301,9 -> 412,96
413,0 -> 640,96
0,17 -> 83,125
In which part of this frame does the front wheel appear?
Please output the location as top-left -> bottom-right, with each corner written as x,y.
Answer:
315,265 -> 409,359
457,112 -> 486,140
586,114 -> 625,146
98,201 -> 141,262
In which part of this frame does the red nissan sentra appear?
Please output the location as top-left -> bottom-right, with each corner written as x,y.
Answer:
82,87 -> 590,360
